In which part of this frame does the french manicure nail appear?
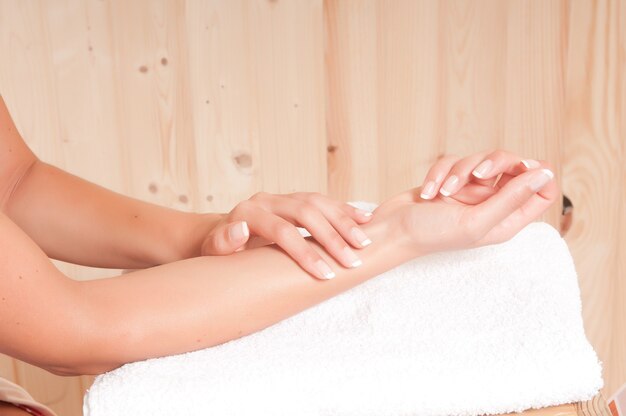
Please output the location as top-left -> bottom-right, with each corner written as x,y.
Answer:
521,159 -> 541,169
355,208 -> 373,217
472,160 -> 493,178
315,259 -> 336,280
351,227 -> 372,247
229,221 -> 249,241
529,169 -> 554,192
343,246 -> 362,268
439,175 -> 459,197
420,181 -> 436,199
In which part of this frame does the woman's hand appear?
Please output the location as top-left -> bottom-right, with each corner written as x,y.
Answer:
199,192 -> 373,280
372,150 -> 559,257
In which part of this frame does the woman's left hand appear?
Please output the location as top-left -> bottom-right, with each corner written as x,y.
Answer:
370,149 -> 559,258
198,192 -> 374,280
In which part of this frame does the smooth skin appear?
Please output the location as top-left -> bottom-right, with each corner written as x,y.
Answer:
0,98 -> 371,280
0,401 -> 30,416
0,96 -> 559,377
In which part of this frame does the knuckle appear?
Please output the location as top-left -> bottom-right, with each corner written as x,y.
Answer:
509,188 -> 529,208
437,153 -> 458,162
489,149 -> 505,158
338,216 -> 357,231
489,149 -> 507,159
210,235 -> 229,254
296,203 -> 319,222
250,191 -> 268,201
273,223 -> 296,242
326,232 -> 347,248
299,250 -> 321,266
288,191 -> 305,199
305,192 -> 323,203
232,200 -> 251,214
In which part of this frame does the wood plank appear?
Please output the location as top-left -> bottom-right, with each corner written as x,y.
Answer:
612,0 -> 626,403
0,0 -> 623,414
185,0 -> 325,211
324,0 -> 379,202
13,361 -> 84,416
562,0 -> 624,398
500,0 -> 566,226
0,354 -> 16,383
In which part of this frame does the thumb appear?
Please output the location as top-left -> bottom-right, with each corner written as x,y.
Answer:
201,220 -> 250,256
467,168 -> 556,238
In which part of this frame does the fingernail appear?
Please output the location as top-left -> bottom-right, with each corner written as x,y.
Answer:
472,160 -> 493,178
355,208 -> 373,217
521,159 -> 541,169
351,227 -> 372,247
439,175 -> 459,197
315,259 -> 336,280
229,221 -> 249,241
343,246 -> 362,268
529,169 -> 554,192
420,181 -> 436,199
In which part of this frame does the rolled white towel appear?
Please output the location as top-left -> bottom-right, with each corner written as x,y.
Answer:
84,201 -> 603,416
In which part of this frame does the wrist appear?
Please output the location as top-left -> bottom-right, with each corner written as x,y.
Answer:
360,213 -> 420,266
169,212 -> 223,261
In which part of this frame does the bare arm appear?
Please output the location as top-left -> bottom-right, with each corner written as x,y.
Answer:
0,96 -> 220,269
6,161 -> 219,268
1,152 -> 558,377
0,209 -> 413,376
0,96 -> 378,276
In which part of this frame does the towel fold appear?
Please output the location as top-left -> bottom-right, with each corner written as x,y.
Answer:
84,201 -> 603,416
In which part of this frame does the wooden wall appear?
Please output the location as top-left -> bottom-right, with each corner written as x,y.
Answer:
0,0 -> 624,414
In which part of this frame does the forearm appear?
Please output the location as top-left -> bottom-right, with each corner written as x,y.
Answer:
5,160 -> 221,268
76,217 -> 416,375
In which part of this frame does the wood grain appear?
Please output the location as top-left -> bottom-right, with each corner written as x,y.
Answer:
0,0 -> 623,415
562,0 -> 625,401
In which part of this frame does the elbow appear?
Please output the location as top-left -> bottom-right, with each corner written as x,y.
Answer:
35,290 -> 129,377
36,332 -> 126,376
42,361 -> 121,377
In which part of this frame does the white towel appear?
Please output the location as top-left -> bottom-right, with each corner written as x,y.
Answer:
83,201 -> 603,416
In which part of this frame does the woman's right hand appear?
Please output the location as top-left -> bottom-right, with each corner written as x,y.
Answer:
371,150 -> 560,258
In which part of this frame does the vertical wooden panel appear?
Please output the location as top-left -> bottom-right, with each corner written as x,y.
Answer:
14,363 -> 84,415
439,0 -> 507,154
325,0 -> 379,202
0,0 -> 624,414
617,0 -> 626,399
501,0 -> 566,225
376,1 -> 443,198
185,0 -> 325,212
562,0 -> 624,398
325,0 -> 564,226
0,354 -> 16,383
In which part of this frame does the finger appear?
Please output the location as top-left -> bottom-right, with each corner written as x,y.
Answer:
267,198 -> 365,268
492,158 -> 542,189
304,197 -> 373,248
477,169 -> 559,246
201,221 -> 250,255
448,156 -> 543,205
440,151 -> 544,199
290,192 -> 374,224
325,206 -> 373,249
343,203 -> 374,224
445,183 -> 498,205
242,205 -> 338,280
419,155 -> 463,200
436,150 -> 500,198
463,167 -> 557,243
